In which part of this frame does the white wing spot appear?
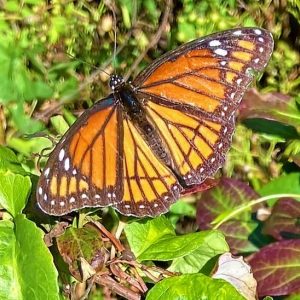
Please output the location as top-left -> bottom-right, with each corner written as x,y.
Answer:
214,49 -> 228,56
72,169 -> 77,175
59,149 -> 65,161
200,167 -> 204,172
112,192 -> 116,198
221,111 -> 225,116
230,92 -> 235,99
44,194 -> 48,201
60,201 -> 65,207
50,200 -> 55,205
81,193 -> 88,199
108,192 -> 112,198
44,168 -> 50,177
95,194 -> 101,199
224,127 -> 228,134
38,187 -> 43,195
69,197 -> 76,203
220,61 -> 227,66
254,58 -> 260,63
211,158 -> 216,163
237,78 -> 242,85
64,158 -> 70,171
259,47 -> 264,53
209,40 -> 221,47
125,204 -> 130,208
187,174 -> 192,179
254,29 -> 262,35
164,196 -> 169,200
139,204 -> 145,209
154,203 -> 158,208
218,143 -> 223,149
233,30 -> 242,36
224,106 -> 228,111
258,37 -> 264,42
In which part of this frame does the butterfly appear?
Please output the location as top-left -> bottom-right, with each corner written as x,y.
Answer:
36,27 -> 273,217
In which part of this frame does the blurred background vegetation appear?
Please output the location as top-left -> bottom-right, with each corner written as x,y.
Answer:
0,0 -> 299,189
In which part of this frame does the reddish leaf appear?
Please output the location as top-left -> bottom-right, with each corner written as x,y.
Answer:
249,239 -> 300,297
218,220 -> 259,253
196,178 -> 259,254
262,198 -> 300,240
181,178 -> 219,196
239,89 -> 298,127
57,224 -> 107,281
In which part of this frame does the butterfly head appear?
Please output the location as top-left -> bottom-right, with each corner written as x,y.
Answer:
110,74 -> 125,91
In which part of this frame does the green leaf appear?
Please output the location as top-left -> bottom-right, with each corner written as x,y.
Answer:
0,216 -> 59,300
0,171 -> 31,217
124,216 -> 175,259
125,216 -> 228,263
33,80 -> 54,99
0,146 -> 27,175
259,173 -> 300,206
169,231 -> 229,274
169,199 -> 196,217
50,115 -> 70,135
146,274 -> 245,300
9,103 -> 44,134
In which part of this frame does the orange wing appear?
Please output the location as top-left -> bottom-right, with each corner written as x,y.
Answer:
37,97 -> 123,215
133,27 -> 273,185
113,118 -> 181,217
37,97 -> 181,217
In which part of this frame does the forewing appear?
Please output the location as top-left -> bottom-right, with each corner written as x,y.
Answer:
37,97 -> 123,215
134,27 -> 273,119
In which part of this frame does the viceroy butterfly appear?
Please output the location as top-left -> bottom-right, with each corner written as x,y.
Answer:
37,27 -> 273,217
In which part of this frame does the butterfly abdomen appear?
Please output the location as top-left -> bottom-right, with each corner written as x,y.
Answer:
118,84 -> 173,167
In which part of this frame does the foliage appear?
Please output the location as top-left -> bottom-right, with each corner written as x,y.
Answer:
0,0 -> 299,299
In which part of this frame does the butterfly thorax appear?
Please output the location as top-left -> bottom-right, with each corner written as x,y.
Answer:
112,78 -> 173,168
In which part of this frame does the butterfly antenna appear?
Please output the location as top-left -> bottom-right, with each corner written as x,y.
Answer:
66,52 -> 110,76
112,4 -> 117,74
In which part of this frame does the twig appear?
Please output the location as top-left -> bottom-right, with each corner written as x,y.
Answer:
93,221 -> 125,253
111,220 -> 127,259
94,274 -> 141,300
110,263 -> 146,293
124,0 -> 172,80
